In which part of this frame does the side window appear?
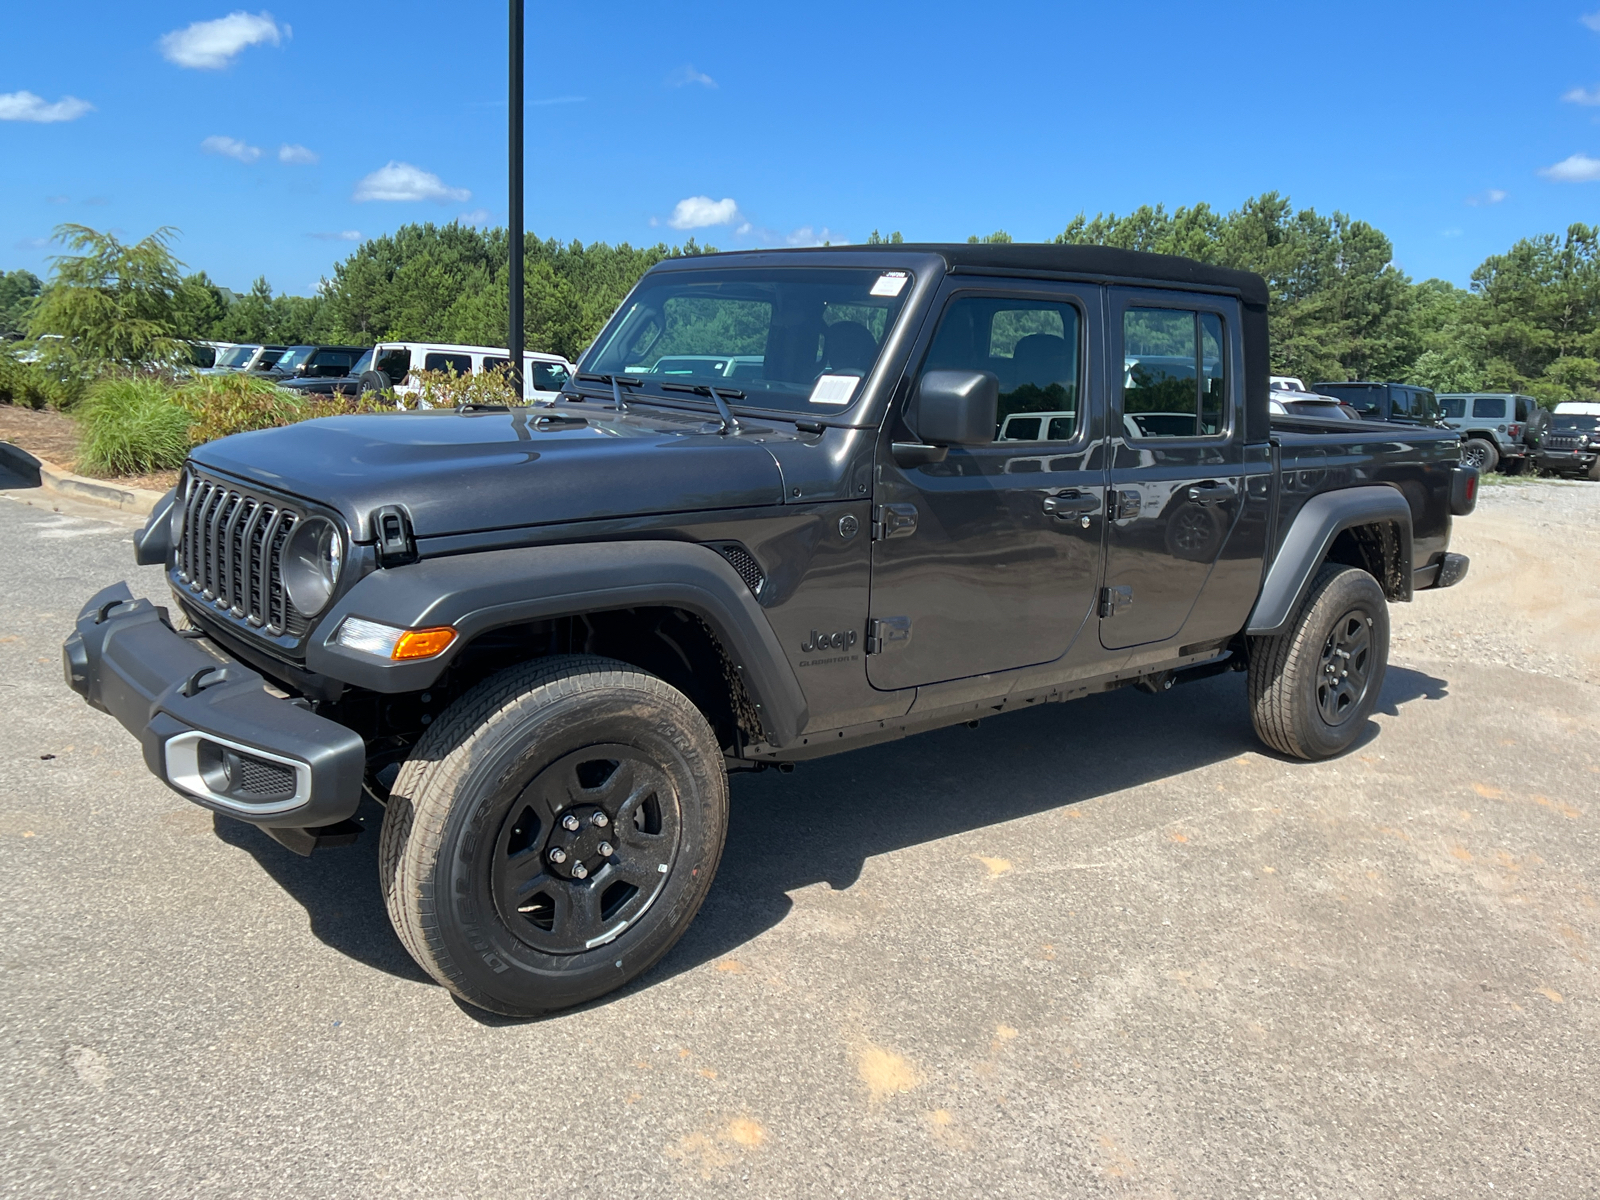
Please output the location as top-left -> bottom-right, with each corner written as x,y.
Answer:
532,361 -> 570,391
1389,388 -> 1413,418
921,295 -> 1081,443
481,355 -> 510,376
376,348 -> 410,383
1515,397 -> 1532,421
1415,389 -> 1437,420
1473,395 -> 1507,419
424,351 -> 473,375
1121,307 -> 1228,438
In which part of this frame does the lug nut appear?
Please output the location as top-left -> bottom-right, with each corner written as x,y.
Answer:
548,847 -> 567,864
592,812 -> 609,827
598,841 -> 614,857
562,814 -> 581,832
571,862 -> 589,880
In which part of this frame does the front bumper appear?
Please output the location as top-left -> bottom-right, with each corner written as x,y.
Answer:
1537,449 -> 1596,474
62,582 -> 366,829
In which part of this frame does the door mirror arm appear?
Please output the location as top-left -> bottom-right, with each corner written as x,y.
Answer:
891,442 -> 948,469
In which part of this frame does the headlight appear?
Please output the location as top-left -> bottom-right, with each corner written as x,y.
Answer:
169,472 -> 189,548
282,516 -> 343,615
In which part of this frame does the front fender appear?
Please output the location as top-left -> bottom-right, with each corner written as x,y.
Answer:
304,540 -> 809,747
1246,485 -> 1413,636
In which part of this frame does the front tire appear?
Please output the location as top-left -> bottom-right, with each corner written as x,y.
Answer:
1461,437 -> 1499,474
1248,564 -> 1390,760
380,655 -> 729,1016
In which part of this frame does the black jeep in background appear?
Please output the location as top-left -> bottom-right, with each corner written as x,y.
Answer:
1311,380 -> 1443,427
63,244 -> 1477,1017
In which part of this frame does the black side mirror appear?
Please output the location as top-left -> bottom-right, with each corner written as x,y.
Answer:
913,370 -> 998,445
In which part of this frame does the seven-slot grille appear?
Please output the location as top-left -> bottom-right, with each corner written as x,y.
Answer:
177,472 -> 304,636
1543,435 -> 1589,450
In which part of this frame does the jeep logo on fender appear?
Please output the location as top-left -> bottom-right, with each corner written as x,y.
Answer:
801,628 -> 858,653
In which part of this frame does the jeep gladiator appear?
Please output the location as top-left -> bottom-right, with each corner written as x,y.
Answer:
62,244 -> 1479,1016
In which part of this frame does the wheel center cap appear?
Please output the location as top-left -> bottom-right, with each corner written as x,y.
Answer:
544,805 -> 615,880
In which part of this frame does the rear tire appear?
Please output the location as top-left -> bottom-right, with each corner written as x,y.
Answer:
357,370 -> 391,398
1248,564 -> 1389,760
380,655 -> 729,1016
1461,437 -> 1498,474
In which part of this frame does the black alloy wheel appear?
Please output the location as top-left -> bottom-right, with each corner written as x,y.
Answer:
1315,607 -> 1375,726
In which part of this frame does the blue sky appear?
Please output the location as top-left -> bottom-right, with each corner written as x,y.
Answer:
4,1 -> 1600,296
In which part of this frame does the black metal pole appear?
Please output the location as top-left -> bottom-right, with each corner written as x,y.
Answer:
507,0 -> 524,398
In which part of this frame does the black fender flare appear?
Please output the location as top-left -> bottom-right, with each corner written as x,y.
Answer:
1246,485 -> 1413,636
304,540 -> 809,747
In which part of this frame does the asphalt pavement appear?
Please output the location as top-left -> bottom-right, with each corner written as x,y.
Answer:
1,467 -> 1596,1198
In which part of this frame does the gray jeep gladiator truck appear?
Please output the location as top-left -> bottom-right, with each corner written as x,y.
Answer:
62,244 -> 1479,1017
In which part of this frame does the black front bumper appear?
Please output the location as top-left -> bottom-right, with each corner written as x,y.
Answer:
63,583 -> 366,829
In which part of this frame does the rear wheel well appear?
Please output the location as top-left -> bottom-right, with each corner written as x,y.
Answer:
1324,522 -> 1407,600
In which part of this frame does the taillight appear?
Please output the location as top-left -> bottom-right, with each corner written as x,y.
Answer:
1466,474 -> 1477,503
1509,423 -> 1522,437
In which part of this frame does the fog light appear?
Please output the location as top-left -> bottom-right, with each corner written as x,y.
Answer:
335,617 -> 456,661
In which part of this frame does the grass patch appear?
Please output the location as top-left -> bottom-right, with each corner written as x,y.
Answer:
74,377 -> 192,475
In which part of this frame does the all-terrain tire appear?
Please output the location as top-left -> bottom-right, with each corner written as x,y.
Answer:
1247,563 -> 1390,760
357,370 -> 391,398
379,655 -> 729,1016
1461,437 -> 1499,474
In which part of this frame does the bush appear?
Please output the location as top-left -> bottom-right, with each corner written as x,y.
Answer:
174,372 -> 307,443
74,377 -> 192,475
0,346 -> 89,409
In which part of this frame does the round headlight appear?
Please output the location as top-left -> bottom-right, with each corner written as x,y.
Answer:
169,472 -> 189,549
282,517 -> 343,616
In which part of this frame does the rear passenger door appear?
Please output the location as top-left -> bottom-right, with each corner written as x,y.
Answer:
1101,288 -> 1247,650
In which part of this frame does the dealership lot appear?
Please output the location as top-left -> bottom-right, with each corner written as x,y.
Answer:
1,470 -> 1596,1198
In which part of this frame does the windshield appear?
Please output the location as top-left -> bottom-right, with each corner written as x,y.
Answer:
1552,414 -> 1600,432
1437,397 -> 1465,418
273,346 -> 315,371
584,266 -> 914,413
351,348 -> 373,375
1314,383 -> 1381,415
216,345 -> 257,368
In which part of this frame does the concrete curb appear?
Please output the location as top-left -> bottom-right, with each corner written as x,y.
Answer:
0,440 -> 165,517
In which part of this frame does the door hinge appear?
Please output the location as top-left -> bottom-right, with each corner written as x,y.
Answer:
1099,586 -> 1133,618
865,616 -> 912,654
872,503 -> 919,540
1110,489 -> 1143,521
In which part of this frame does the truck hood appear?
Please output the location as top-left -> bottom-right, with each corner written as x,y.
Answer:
188,407 -> 787,540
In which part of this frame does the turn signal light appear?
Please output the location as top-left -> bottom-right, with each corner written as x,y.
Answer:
392,627 -> 457,660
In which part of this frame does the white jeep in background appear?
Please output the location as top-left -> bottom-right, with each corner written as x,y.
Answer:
363,342 -> 574,404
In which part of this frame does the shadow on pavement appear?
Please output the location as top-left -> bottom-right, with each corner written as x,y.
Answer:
215,662 -> 1449,1014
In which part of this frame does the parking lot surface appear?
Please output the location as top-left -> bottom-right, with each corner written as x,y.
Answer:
2,471 -> 1597,1198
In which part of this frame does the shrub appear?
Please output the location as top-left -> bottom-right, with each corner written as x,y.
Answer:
174,372 -> 307,443
74,377 -> 192,475
0,346 -> 90,409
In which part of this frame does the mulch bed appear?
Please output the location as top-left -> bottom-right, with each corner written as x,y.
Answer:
0,402 -> 179,493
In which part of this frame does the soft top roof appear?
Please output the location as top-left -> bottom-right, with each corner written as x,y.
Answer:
675,243 -> 1269,308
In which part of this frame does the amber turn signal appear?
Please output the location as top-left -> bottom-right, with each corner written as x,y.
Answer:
391,627 -> 457,660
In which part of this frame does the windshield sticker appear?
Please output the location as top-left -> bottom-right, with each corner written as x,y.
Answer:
809,374 -> 860,406
870,271 -> 909,298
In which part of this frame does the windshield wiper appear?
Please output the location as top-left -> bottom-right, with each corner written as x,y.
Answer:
570,372 -> 645,411
660,382 -> 743,434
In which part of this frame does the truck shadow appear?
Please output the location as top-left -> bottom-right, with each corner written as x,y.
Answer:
211,664 -> 1447,1007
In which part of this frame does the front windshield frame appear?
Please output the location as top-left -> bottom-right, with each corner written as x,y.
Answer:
580,265 -> 917,418
216,344 -> 258,369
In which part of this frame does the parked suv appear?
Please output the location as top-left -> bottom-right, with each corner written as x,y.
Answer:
360,342 -> 574,403
1436,393 -> 1547,473
198,344 -> 289,376
1311,382 -> 1442,426
263,345 -> 369,383
1536,402 -> 1600,479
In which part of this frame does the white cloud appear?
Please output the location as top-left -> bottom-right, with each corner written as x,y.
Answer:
0,91 -> 94,123
785,225 -> 845,246
278,143 -> 317,164
353,161 -> 470,203
458,208 -> 492,225
1583,10 -> 1600,32
160,11 -> 286,69
15,237 -> 49,249
1464,188 -> 1507,206
1563,85 -> 1600,105
201,135 -> 261,163
1540,152 -> 1600,182
309,230 -> 362,242
667,195 -> 740,229
668,64 -> 717,88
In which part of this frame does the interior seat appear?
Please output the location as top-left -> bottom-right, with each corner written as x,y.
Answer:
821,321 -> 879,373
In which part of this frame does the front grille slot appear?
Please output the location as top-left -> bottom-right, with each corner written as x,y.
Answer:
178,472 -> 302,635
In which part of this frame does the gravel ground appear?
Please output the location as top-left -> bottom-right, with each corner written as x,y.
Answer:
0,469 -> 1596,1198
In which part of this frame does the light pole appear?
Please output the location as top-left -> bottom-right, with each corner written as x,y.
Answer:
508,0 -> 524,398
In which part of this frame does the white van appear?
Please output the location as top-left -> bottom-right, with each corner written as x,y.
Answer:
368,342 -> 574,403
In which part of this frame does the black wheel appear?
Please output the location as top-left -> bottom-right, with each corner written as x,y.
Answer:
1247,563 -> 1389,760
357,370 -> 391,398
380,655 -> 728,1016
1461,437 -> 1498,474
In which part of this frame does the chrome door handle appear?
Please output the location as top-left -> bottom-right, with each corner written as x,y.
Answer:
1187,481 -> 1238,506
1042,491 -> 1099,517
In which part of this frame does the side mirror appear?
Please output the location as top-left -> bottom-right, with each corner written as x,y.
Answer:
913,370 -> 998,446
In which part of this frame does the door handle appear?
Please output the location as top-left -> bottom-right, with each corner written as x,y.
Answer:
1041,491 -> 1099,517
1187,481 -> 1238,506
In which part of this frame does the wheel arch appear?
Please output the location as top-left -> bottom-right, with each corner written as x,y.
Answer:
1246,485 -> 1413,636
305,540 -> 809,748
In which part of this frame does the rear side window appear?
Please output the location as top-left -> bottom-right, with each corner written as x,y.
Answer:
376,348 -> 411,382
1121,308 -> 1227,438
424,351 -> 473,375
1473,396 -> 1507,419
922,294 -> 1082,442
1389,388 -> 1413,418
314,351 -> 354,372
1515,397 -> 1532,421
1438,396 -> 1464,418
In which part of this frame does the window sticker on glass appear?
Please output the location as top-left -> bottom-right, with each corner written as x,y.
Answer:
809,374 -> 860,405
870,271 -> 909,298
